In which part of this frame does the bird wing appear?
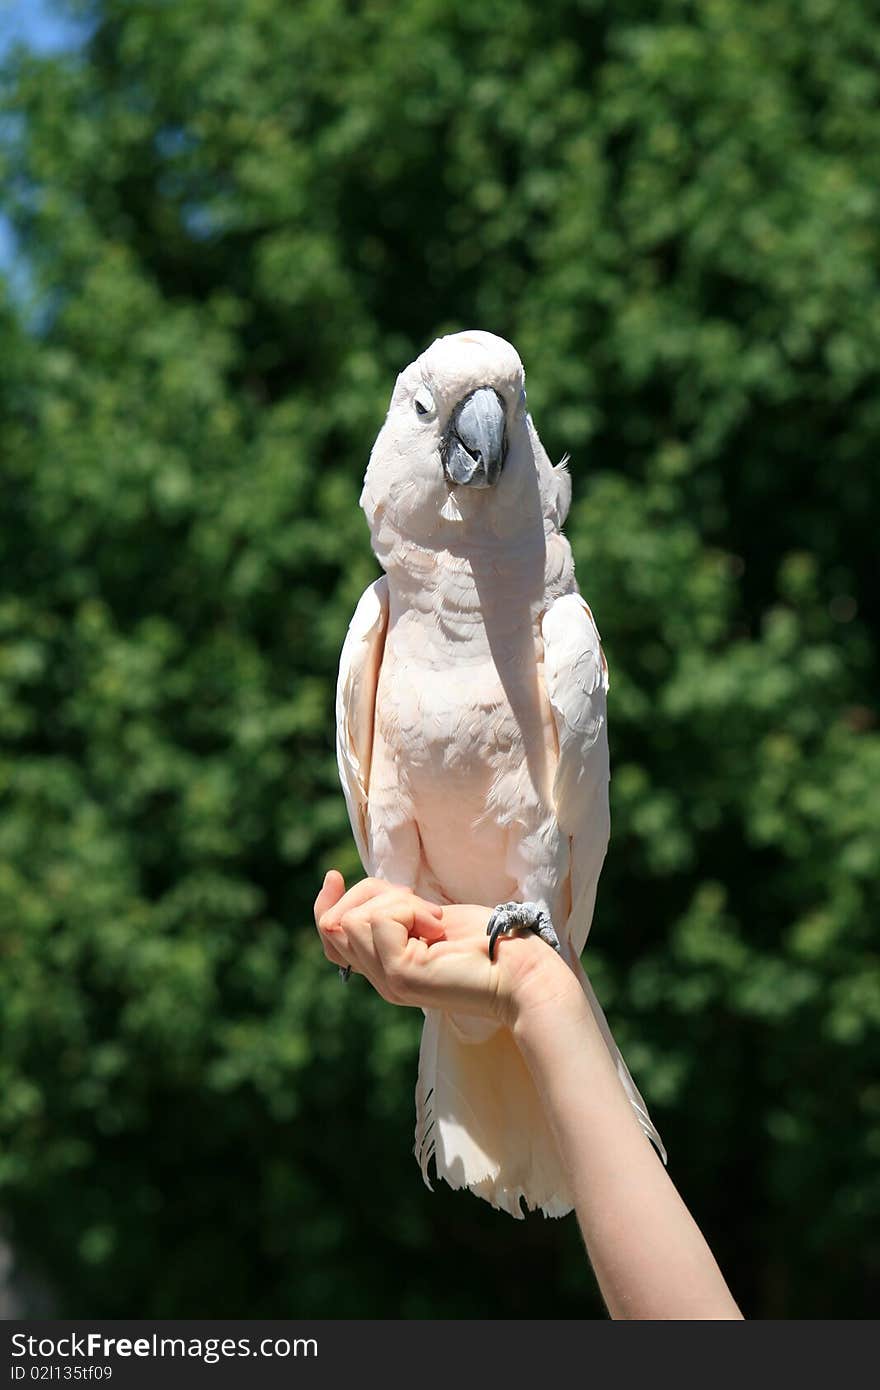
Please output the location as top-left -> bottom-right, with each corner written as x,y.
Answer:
335,576 -> 389,874
541,591 -> 611,957
541,592 -> 666,1160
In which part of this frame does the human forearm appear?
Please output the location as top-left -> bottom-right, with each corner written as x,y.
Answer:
511,972 -> 742,1320
315,873 -> 742,1319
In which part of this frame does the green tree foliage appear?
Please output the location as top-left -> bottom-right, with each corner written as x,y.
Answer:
1,0 -> 877,1317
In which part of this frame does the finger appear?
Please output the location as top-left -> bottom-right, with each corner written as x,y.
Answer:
370,914 -> 426,1002
333,892 -> 426,991
340,890 -> 444,944
314,869 -> 346,928
315,905 -> 350,968
321,936 -> 348,968
365,890 -> 446,942
321,876 -> 445,934
407,897 -> 447,944
319,874 -> 397,931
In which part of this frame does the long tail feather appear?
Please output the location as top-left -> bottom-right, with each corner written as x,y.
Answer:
414,964 -> 666,1216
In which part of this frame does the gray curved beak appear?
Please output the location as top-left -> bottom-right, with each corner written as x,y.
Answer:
442,386 -> 508,488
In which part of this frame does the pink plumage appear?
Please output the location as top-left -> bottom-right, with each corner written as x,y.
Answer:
336,331 -> 663,1216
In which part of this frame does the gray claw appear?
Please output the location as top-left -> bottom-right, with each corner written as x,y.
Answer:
339,965 -> 351,983
486,901 -> 561,961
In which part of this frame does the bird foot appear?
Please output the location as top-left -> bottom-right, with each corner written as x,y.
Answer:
486,901 -> 561,961
339,965 -> 351,983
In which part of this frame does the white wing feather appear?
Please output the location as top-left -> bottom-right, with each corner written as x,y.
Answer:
541,592 -> 610,957
335,577 -> 388,873
542,592 -> 667,1163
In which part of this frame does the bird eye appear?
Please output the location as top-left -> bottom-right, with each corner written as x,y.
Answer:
414,387 -> 435,419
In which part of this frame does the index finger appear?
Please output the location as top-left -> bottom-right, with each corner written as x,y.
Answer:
314,869 -> 346,928
320,875 -> 443,932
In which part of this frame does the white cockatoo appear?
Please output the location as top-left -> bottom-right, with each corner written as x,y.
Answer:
335,330 -> 664,1218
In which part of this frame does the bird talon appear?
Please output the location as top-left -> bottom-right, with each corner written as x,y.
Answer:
485,901 -> 560,961
339,965 -> 351,983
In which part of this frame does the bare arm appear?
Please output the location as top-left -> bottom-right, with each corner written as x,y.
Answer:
315,871 -> 742,1321
510,969 -> 742,1319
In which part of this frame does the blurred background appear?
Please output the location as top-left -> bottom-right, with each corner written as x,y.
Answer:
0,0 -> 878,1319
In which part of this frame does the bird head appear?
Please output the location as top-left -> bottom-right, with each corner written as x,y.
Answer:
360,330 -> 569,553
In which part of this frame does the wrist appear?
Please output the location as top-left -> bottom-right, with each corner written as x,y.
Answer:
505,940 -> 587,1033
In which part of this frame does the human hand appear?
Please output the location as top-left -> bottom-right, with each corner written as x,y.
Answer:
314,871 -> 579,1026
